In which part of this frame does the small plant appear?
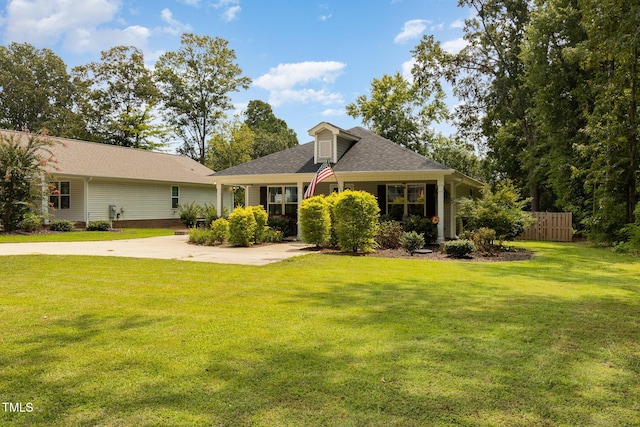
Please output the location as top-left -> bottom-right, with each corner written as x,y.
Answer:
202,203 -> 218,228
267,216 -> 291,237
49,220 -> 75,232
376,221 -> 403,249
177,201 -> 203,228
262,226 -> 283,243
403,215 -> 438,244
445,239 -> 475,258
87,220 -> 112,231
400,231 -> 425,256
18,212 -> 43,232
228,206 -> 257,247
210,217 -> 229,244
188,228 -> 212,245
466,227 -> 497,254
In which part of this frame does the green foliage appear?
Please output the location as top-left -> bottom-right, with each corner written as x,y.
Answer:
17,212 -> 43,232
49,220 -> 75,232
87,220 -> 112,231
267,216 -> 292,237
400,231 -> 425,256
248,205 -> 268,243
210,218 -> 230,244
207,119 -> 254,171
202,203 -> 218,228
403,215 -> 438,244
227,206 -> 257,247
445,239 -> 475,258
188,228 -> 212,245
244,100 -> 299,158
299,195 -> 331,247
0,132 -> 55,232
614,203 -> 640,255
376,220 -> 403,249
177,201 -> 203,228
459,180 -> 535,242
333,190 -> 380,253
464,227 -> 497,254
262,227 -> 283,243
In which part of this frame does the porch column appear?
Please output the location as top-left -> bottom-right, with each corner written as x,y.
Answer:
244,185 -> 250,207
216,182 -> 222,217
297,181 -> 304,240
437,177 -> 445,243
449,182 -> 457,238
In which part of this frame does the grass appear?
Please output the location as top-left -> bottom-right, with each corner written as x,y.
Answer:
0,241 -> 639,426
0,228 -> 175,243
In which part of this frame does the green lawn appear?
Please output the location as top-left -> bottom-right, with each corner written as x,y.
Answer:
1,242 -> 638,426
0,228 -> 175,243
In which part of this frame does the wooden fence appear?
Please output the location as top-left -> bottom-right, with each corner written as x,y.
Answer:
518,212 -> 573,242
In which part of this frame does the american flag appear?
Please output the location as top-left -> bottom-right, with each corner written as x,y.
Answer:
304,162 -> 335,199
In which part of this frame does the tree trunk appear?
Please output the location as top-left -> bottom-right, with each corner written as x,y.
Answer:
628,43 -> 638,223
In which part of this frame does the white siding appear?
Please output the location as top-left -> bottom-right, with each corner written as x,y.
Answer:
48,178 -> 85,222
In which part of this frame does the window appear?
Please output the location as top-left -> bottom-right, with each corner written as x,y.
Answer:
386,184 -> 426,220
268,186 -> 298,217
329,183 -> 354,193
49,181 -> 70,209
171,186 -> 179,209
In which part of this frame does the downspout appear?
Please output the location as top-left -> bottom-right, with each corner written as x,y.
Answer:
85,177 -> 92,225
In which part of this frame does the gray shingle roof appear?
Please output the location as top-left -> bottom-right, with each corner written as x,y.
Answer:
213,126 -> 451,177
1,130 -> 216,185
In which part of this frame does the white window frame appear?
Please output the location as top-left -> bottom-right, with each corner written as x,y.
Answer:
386,183 -> 426,218
267,185 -> 298,217
49,181 -> 71,210
171,186 -> 179,209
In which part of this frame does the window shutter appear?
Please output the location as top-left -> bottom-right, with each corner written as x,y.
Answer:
260,186 -> 267,209
377,185 -> 386,214
426,184 -> 436,217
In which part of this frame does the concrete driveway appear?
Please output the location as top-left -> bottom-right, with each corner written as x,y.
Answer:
0,235 -> 313,266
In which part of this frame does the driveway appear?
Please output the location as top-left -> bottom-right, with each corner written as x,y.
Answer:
0,235 -> 312,266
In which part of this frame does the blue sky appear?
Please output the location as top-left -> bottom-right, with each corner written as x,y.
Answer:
0,0 -> 470,145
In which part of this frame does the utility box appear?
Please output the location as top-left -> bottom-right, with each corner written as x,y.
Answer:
109,205 -> 117,219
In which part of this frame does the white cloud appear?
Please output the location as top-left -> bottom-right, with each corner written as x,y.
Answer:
442,37 -> 467,54
160,8 -> 192,35
394,19 -> 427,44
319,13 -> 332,22
401,58 -> 416,82
213,0 -> 240,22
253,61 -> 346,107
321,108 -> 345,116
450,19 -> 465,29
178,0 -> 200,6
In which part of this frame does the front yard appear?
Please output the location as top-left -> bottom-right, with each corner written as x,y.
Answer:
1,242 -> 638,426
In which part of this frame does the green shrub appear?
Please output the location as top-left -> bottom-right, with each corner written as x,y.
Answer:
333,190 -> 380,253
248,205 -> 268,243
465,227 -> 496,254
376,221 -> 403,249
177,201 -> 203,228
300,195 -> 331,247
445,239 -> 475,258
267,216 -> 291,237
49,220 -> 75,232
202,203 -> 218,228
262,227 -> 283,243
87,220 -> 112,231
325,192 -> 340,248
614,202 -> 640,254
188,228 -> 213,245
400,231 -> 425,255
403,215 -> 438,244
210,217 -> 229,244
228,206 -> 257,247
18,212 -> 43,232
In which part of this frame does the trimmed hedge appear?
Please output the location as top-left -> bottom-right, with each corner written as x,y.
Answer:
445,239 -> 475,258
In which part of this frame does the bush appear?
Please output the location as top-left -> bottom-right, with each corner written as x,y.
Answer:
403,215 -> 438,244
376,221 -> 403,249
49,220 -> 75,232
248,205 -> 268,243
465,227 -> 497,254
267,216 -> 291,237
210,217 -> 229,244
333,190 -> 380,253
228,206 -> 257,247
177,201 -> 203,228
87,220 -> 112,231
202,203 -> 218,228
262,227 -> 283,243
400,231 -> 425,255
300,195 -> 331,247
614,202 -> 640,254
445,239 -> 475,258
188,228 -> 213,245
18,212 -> 43,232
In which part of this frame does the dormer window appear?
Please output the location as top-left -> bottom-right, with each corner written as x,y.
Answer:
317,130 -> 333,161
309,122 -> 360,165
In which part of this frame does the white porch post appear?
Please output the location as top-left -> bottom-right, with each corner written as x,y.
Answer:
437,177 -> 445,243
297,181 -> 304,240
216,182 -> 222,216
244,185 -> 250,207
449,182 -> 457,238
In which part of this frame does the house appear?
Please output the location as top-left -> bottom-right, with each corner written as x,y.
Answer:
1,130 -> 233,228
212,122 -> 484,242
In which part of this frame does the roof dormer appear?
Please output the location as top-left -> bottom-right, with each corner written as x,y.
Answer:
308,122 -> 360,164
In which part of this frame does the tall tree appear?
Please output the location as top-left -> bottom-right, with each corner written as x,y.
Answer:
155,33 -> 251,163
0,42 -> 79,136
244,100 -> 298,158
72,46 -> 163,149
207,117 -> 254,171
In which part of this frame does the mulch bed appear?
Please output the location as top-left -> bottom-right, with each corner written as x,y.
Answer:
315,245 -> 534,262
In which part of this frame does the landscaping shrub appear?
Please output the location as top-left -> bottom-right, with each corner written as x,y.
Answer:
210,217 -> 229,244
376,220 -> 403,249
248,205 -> 268,243
49,219 -> 75,232
202,203 -> 218,228
445,239 -> 475,258
87,220 -> 112,231
267,216 -> 291,237
177,201 -> 202,228
403,215 -> 438,244
188,228 -> 212,245
227,206 -> 257,247
333,190 -> 380,253
465,227 -> 497,254
400,231 -> 425,255
325,192 -> 340,249
299,195 -> 331,247
18,212 -> 43,232
262,226 -> 283,243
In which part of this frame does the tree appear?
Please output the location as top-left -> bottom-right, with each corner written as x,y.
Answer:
155,33 -> 251,163
72,46 -> 164,149
346,72 -> 448,155
0,42 -> 79,137
207,118 -> 254,171
244,100 -> 298,158
0,132 -> 56,232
